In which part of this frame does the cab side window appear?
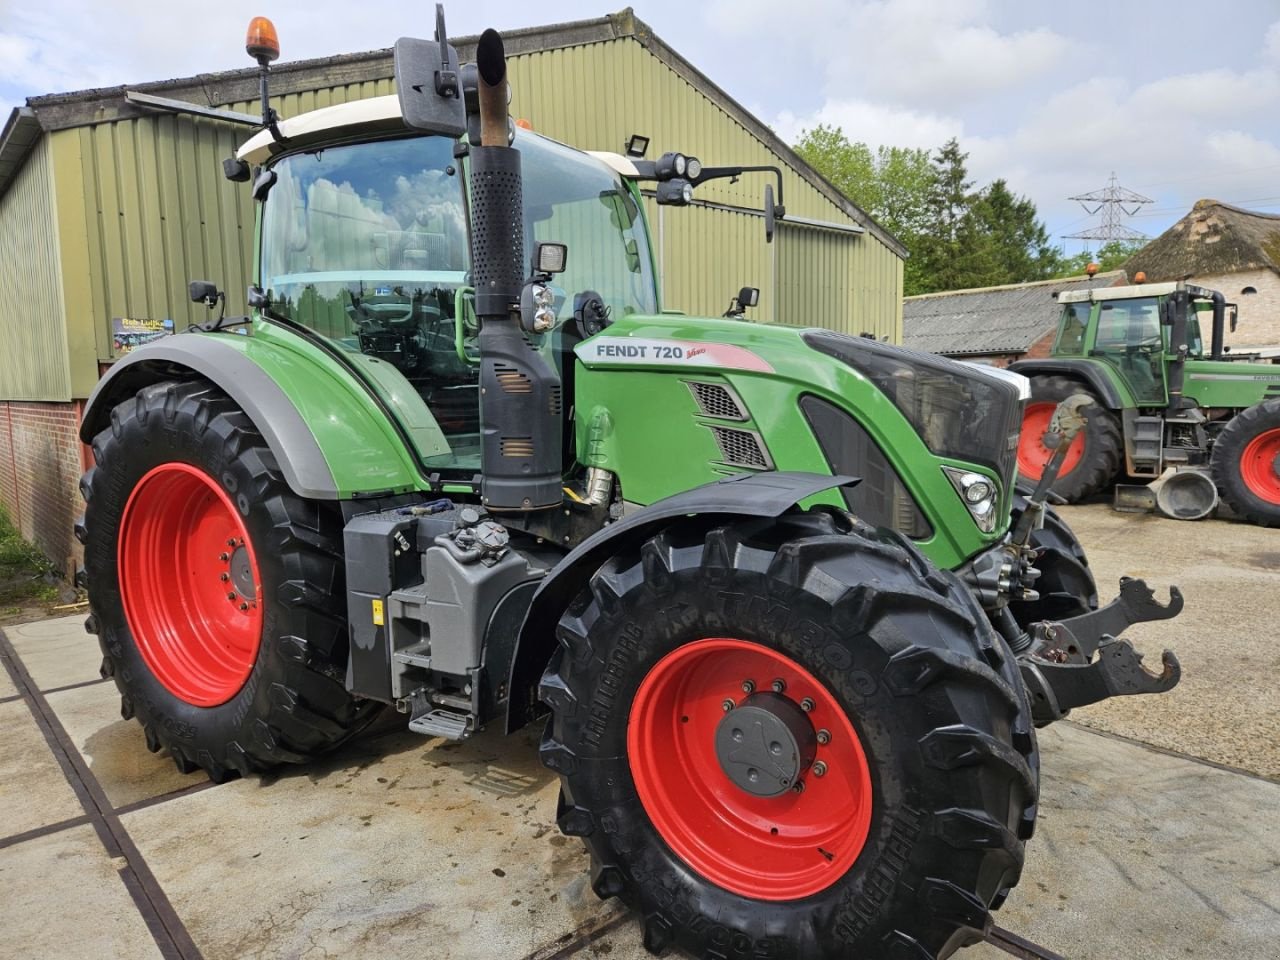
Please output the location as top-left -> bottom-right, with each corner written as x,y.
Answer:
1055,303 -> 1090,354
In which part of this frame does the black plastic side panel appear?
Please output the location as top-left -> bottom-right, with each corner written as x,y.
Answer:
503,471 -> 857,732
1007,359 -> 1124,408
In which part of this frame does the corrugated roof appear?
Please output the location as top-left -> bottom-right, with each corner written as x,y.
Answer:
0,8 -> 904,255
902,270 -> 1127,356
1123,199 -> 1280,281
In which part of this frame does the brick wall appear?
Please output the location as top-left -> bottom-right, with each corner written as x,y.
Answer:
1193,268 -> 1280,349
0,401 -> 88,571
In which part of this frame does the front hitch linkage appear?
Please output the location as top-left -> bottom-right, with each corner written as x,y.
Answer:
1018,578 -> 1183,726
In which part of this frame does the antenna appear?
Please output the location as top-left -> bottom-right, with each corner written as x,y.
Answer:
1063,173 -> 1152,248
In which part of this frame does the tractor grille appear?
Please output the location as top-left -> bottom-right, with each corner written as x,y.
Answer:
687,381 -> 747,421
710,427 -> 772,470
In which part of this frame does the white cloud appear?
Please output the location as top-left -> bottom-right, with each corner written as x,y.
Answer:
772,98 -> 962,150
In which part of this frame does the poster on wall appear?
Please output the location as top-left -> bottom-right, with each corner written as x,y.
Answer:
112,317 -> 174,355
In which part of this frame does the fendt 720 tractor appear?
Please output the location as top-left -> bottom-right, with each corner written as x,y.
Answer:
1014,279 -> 1280,524
78,13 -> 1185,959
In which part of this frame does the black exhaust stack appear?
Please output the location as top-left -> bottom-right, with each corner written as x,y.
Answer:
466,30 -> 563,511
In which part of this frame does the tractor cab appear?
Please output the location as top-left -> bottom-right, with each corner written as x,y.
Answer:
1051,282 -> 1226,409
241,112 -> 659,474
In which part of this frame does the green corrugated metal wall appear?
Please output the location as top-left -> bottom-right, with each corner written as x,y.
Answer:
0,138 -> 70,400
30,33 -> 901,398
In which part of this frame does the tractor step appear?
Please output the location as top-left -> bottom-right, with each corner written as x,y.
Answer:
408,707 -> 472,740
393,642 -> 432,669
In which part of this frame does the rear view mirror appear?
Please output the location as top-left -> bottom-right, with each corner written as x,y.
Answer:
394,6 -> 466,137
764,184 -> 776,243
189,281 -> 220,305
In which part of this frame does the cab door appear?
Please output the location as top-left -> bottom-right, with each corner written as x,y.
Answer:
1088,296 -> 1167,405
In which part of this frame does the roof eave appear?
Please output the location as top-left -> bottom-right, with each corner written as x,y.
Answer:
0,108 -> 44,201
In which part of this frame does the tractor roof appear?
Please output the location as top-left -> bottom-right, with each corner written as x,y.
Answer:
236,94 -> 638,177
1057,281 -> 1225,303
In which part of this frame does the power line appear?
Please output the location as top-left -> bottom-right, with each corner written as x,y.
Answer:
1063,173 -> 1153,244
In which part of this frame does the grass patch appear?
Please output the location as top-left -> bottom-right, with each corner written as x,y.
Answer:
0,507 -> 59,606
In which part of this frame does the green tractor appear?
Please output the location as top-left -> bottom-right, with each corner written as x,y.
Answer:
1013,280 -> 1280,524
77,12 -> 1184,959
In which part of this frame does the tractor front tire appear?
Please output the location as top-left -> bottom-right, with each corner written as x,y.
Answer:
540,512 -> 1038,960
1017,375 -> 1121,502
1211,398 -> 1280,527
81,379 -> 378,781
1007,495 -> 1098,629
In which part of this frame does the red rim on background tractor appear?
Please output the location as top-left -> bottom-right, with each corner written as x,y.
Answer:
1240,427 -> 1280,505
1018,401 -> 1084,480
117,463 -> 263,707
628,638 -> 873,901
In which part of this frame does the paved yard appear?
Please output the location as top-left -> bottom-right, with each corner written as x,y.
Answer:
1,504 -> 1277,959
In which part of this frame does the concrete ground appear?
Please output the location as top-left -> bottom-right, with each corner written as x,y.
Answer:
1,505 -> 1277,959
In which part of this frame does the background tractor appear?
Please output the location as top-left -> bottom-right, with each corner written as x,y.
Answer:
77,10 -> 1183,959
1012,280 -> 1280,524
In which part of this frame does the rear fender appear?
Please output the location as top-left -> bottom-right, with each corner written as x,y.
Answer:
1007,359 -> 1126,408
503,471 -> 855,732
80,332 -> 424,500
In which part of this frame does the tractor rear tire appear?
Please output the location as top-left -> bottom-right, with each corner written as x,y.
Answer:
1210,398 -> 1280,527
540,511 -> 1038,960
1017,376 -> 1121,503
1007,495 -> 1098,629
81,379 -> 379,781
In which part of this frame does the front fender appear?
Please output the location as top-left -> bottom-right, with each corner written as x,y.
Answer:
1007,359 -> 1127,409
503,471 -> 855,732
81,330 -> 425,500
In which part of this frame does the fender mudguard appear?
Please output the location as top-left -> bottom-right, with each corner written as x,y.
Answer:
80,333 -> 424,500
503,471 -> 856,732
1007,359 -> 1125,409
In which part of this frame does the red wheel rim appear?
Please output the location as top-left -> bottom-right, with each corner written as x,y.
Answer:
1240,427 -> 1280,504
628,638 -> 873,900
1018,401 -> 1084,480
117,463 -> 263,707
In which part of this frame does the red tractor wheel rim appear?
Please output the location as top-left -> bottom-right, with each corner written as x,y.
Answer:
1018,401 -> 1084,480
1240,428 -> 1280,504
628,638 -> 872,900
117,463 -> 263,707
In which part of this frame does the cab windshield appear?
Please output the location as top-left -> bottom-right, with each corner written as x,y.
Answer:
259,131 -> 657,472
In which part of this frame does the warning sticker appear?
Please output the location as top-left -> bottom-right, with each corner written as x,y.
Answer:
371,599 -> 384,626
574,337 -> 774,374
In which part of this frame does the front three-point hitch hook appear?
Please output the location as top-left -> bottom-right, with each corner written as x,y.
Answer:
1018,577 -> 1183,726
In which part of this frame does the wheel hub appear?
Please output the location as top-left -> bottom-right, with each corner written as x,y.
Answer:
229,544 -> 256,601
714,692 -> 816,797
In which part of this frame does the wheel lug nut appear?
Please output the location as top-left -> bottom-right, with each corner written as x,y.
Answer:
227,592 -> 237,601
771,678 -> 786,694
227,538 -> 237,547
239,602 -> 249,611
816,729 -> 831,745
220,573 -> 230,582
813,760 -> 828,777
792,780 -> 805,794
741,679 -> 755,694
722,699 -> 735,712
800,697 -> 815,712
219,552 -> 230,562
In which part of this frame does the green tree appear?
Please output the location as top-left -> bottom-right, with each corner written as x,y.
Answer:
794,125 -> 933,292
969,179 -> 1062,284
1053,239 -> 1145,279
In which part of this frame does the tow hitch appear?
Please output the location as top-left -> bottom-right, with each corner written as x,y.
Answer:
1017,577 -> 1182,726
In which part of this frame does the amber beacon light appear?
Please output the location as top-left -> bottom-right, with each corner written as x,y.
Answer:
246,16 -> 281,64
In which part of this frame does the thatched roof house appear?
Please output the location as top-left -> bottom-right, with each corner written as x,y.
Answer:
1124,200 -> 1280,347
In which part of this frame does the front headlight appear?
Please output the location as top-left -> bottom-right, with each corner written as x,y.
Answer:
943,467 -> 998,532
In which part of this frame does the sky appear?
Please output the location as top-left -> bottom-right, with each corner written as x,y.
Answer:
3,0 -> 1279,250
